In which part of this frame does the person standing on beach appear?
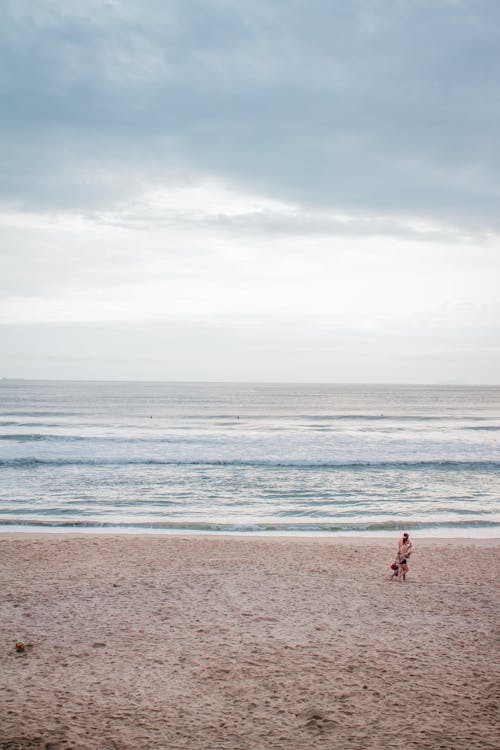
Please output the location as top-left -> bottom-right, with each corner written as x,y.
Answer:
397,532 -> 413,581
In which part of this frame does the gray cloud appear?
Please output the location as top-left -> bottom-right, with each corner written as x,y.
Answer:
1,0 -> 500,229
2,1 -> 499,383
1,312 -> 499,383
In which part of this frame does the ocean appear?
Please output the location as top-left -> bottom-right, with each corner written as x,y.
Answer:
0,380 -> 498,536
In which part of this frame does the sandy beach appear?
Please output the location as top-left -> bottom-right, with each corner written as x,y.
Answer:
1,534 -> 499,750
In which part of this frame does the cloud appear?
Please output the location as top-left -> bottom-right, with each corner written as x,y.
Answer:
1,187 -> 498,324
1,309 -> 499,383
1,0 -> 500,230
1,1 -> 499,382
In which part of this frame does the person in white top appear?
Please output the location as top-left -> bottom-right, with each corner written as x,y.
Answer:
396,532 -> 413,581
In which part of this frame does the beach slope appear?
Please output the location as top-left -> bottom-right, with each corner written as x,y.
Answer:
1,535 -> 499,749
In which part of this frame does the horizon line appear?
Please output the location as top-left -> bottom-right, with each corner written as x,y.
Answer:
1,378 -> 499,387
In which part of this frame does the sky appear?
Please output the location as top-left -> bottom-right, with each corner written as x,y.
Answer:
1,0 -> 499,383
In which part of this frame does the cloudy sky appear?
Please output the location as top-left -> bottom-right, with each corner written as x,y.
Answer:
1,0 -> 499,382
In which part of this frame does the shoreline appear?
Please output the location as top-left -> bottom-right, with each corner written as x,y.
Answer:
0,524 -> 499,539
2,534 -> 499,749
2,530 -> 500,541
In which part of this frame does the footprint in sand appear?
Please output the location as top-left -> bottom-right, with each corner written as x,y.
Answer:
298,707 -> 339,733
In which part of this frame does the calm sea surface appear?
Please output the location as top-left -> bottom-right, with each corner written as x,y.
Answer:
0,380 -> 498,535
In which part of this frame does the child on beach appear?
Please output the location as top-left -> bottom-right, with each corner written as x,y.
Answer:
389,558 -> 400,580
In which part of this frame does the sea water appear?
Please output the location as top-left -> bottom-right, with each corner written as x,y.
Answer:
0,380 -> 498,535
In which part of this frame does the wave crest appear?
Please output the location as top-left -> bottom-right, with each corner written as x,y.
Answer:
1,457 -> 499,471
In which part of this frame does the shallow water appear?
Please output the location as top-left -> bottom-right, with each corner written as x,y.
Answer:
0,380 -> 499,534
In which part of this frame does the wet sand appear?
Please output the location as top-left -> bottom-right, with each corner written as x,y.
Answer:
1,534 -> 499,749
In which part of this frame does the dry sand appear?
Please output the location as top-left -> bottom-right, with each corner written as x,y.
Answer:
1,534 -> 499,750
